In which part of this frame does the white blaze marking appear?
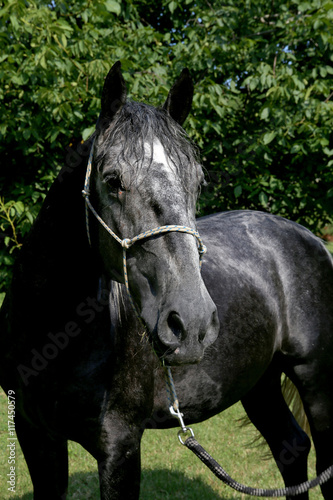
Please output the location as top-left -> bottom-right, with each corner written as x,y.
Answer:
144,140 -> 176,182
151,140 -> 168,166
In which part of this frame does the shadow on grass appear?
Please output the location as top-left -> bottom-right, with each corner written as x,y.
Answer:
11,469 -> 243,500
11,470 -> 99,500
141,468 -> 245,499
11,493 -> 33,500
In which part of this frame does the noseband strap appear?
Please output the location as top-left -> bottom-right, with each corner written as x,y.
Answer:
82,139 -> 207,317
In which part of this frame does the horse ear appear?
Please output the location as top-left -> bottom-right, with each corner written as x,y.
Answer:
99,61 -> 127,125
163,68 -> 194,125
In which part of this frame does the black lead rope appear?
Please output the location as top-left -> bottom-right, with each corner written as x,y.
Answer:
184,436 -> 333,497
164,366 -> 333,497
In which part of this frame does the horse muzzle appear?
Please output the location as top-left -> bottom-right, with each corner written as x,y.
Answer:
151,297 -> 220,366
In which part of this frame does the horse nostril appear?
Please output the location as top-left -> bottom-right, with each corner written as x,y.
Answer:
198,329 -> 206,343
167,312 -> 186,342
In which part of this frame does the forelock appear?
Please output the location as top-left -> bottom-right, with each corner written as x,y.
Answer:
94,101 -> 201,185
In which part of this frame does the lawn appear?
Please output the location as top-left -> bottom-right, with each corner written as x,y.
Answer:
0,388 -> 323,499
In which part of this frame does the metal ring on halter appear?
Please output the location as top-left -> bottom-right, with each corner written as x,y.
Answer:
178,427 -> 195,446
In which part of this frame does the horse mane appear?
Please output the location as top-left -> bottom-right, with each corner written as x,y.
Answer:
94,101 -> 201,188
109,279 -> 148,345
109,280 -> 126,327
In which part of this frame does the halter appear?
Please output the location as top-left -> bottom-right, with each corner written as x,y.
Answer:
82,138 -> 207,317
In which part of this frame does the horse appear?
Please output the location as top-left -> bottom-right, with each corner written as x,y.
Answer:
1,62 -> 333,500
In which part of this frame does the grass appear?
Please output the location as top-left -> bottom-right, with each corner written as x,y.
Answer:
0,388 -> 324,499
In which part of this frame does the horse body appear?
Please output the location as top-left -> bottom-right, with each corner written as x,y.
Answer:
1,63 -> 333,499
156,210 -> 333,420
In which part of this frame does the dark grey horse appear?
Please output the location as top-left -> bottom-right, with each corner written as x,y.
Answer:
1,62 -> 333,500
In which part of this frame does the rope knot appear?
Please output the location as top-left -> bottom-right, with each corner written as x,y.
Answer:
122,238 -> 132,249
199,244 -> 207,256
82,189 -> 90,199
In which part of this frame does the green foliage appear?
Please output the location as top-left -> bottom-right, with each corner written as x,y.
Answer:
1,0 -> 333,295
173,0 -> 333,229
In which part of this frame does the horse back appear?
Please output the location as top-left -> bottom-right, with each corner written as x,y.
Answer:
198,210 -> 333,361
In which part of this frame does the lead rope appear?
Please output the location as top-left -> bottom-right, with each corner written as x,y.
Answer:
164,366 -> 333,497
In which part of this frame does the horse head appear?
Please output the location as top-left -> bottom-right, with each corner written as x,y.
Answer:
85,62 -> 219,365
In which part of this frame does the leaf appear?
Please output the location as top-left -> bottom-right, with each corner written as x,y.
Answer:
4,255 -> 14,265
61,34 -> 67,48
0,123 -> 7,136
105,0 -> 121,15
168,1 -> 178,13
263,131 -> 277,145
298,2 -> 312,11
260,108 -> 270,120
323,147 -> 333,156
234,185 -> 242,198
50,130 -> 60,143
26,212 -> 34,225
82,126 -> 95,141
313,19 -> 323,30
304,85 -> 314,100
320,66 -> 327,78
290,144 -> 301,154
10,15 -> 19,31
14,201 -> 25,215
259,191 -> 268,206
39,55 -> 47,69
249,77 -> 259,91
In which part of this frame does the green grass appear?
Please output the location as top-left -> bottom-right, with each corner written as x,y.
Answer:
0,389 -> 324,499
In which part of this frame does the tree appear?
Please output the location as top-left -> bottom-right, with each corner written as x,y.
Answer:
1,0 -> 333,297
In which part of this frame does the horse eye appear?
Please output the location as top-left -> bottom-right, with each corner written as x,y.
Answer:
104,175 -> 124,195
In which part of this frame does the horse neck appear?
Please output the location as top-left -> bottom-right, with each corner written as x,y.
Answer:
9,152 -> 99,325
